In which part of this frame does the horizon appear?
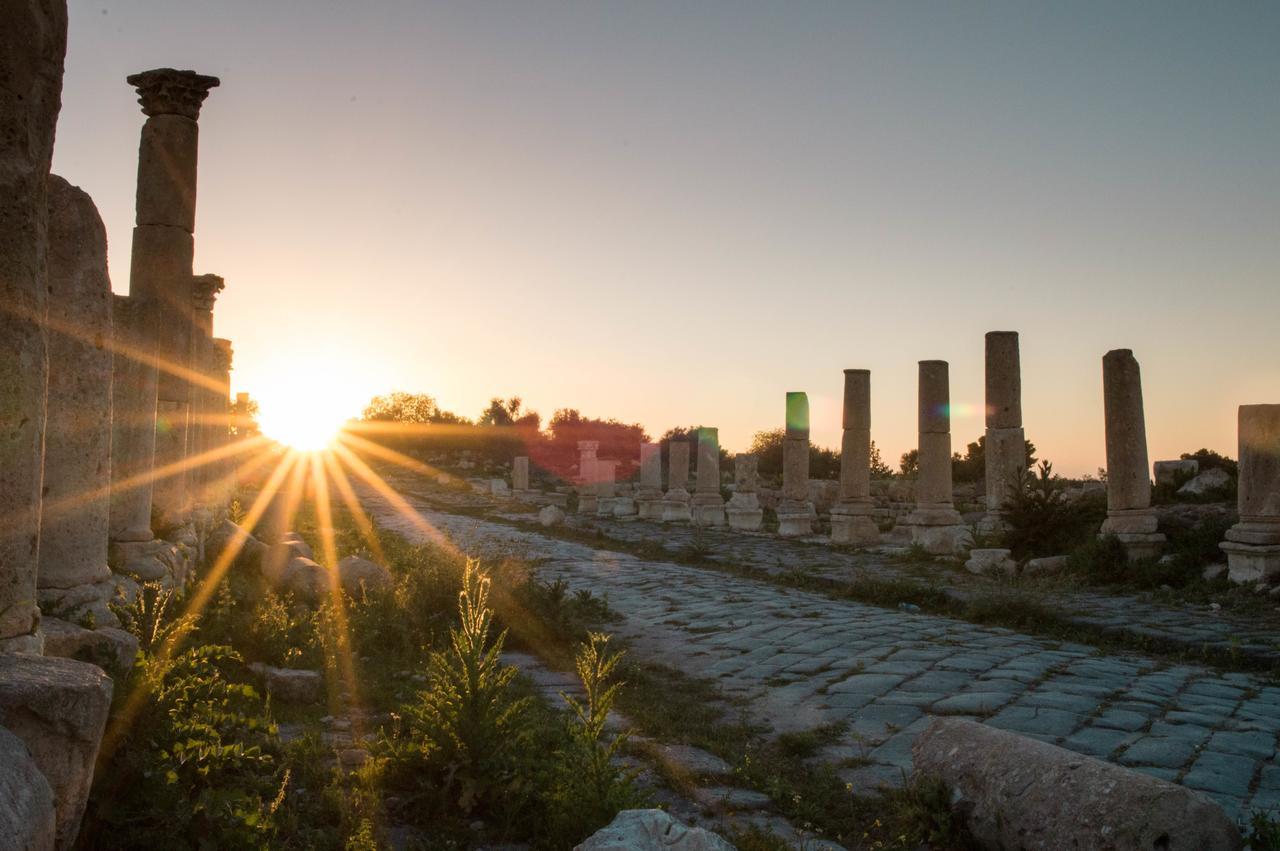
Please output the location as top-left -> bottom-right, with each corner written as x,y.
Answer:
51,1 -> 1280,475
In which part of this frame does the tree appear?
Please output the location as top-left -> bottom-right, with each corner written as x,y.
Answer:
362,390 -> 468,425
899,449 -> 918,477
869,440 -> 892,479
1180,448 -> 1238,477
229,393 -> 259,437
745,428 -> 839,480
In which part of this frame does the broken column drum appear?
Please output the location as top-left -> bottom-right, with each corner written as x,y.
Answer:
726,454 -> 764,532
778,392 -> 816,537
1100,349 -> 1165,560
690,428 -> 726,527
831,370 -> 880,546
979,332 -> 1027,535
595,460 -> 620,517
904,361 -> 969,555
661,441 -> 693,522
576,440 -> 599,514
512,456 -> 531,495
125,68 -> 220,533
1221,405 -> 1280,583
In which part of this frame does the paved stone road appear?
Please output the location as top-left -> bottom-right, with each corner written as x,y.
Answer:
364,485 -> 1280,827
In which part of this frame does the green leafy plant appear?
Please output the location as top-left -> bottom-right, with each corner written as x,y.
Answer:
407,560 -> 532,815
111,581 -> 195,655
1004,461 -> 1104,560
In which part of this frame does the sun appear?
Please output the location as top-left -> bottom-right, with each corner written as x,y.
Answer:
247,346 -> 373,452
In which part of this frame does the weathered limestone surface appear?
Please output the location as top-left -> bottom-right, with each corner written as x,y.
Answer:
979,332 -> 1026,534
726,454 -> 763,531
0,724 -> 57,851
187,273 -> 223,508
913,718 -> 1242,851
690,428 -> 725,527
575,809 -> 734,851
1155,459 -> 1199,487
778,392 -> 815,537
1222,405 -> 1280,583
595,460 -> 621,517
108,295 -> 157,543
512,455 -> 530,493
661,441 -> 693,523
635,443 -> 663,519
0,654 -> 113,850
0,0 -> 67,651
37,176 -> 116,627
208,337 -> 234,500
831,370 -> 879,546
904,361 -> 967,554
1101,349 -> 1165,559
126,68 -> 219,530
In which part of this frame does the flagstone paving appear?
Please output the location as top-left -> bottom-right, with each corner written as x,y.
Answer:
363,485 -> 1280,827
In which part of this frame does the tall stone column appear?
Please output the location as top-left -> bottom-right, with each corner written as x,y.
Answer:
726,454 -> 764,531
635,443 -> 663,519
691,428 -> 726,527
904,361 -> 968,554
108,295 -> 157,543
831,369 -> 879,545
208,337 -> 233,504
36,177 -> 118,628
576,440 -> 599,514
979,332 -> 1027,535
1221,405 -> 1280,583
0,0 -> 66,652
661,441 -> 693,522
188,273 -> 224,512
778,392 -> 815,537
126,68 -> 219,534
1100,349 -> 1164,559
512,456 -> 531,496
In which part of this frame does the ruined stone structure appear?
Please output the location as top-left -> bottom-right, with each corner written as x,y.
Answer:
726,454 -> 764,531
209,338 -> 234,501
188,273 -> 225,510
661,441 -> 693,522
576,440 -> 599,514
595,460 -> 619,517
125,68 -> 219,534
778,392 -> 816,537
690,428 -> 726,527
108,295 -> 158,544
831,370 -> 879,546
978,332 -> 1026,535
512,455 -> 531,497
1221,405 -> 1280,583
36,177 -> 118,629
1100,349 -> 1164,559
635,443 -> 663,519
903,361 -> 968,554
0,0 -> 68,653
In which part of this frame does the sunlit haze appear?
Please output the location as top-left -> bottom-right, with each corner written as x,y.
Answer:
52,1 -> 1280,474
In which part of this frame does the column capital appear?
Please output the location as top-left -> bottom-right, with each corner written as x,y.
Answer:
192,273 -> 225,311
212,337 -> 233,371
127,68 -> 220,119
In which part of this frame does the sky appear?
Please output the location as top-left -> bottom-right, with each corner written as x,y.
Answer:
51,1 -> 1280,475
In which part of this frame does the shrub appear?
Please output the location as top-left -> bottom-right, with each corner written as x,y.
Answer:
406,561 -> 533,816
1004,461 -> 1105,560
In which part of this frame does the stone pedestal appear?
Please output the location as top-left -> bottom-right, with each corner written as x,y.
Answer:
978,332 -> 1026,535
691,428 -> 726,527
37,177 -> 117,627
576,440 -> 599,514
635,443 -> 664,519
831,369 -> 880,546
904,361 -> 969,554
726,454 -> 764,531
511,455 -> 534,500
1100,349 -> 1164,560
778,392 -> 815,537
661,441 -> 692,523
1222,405 -> 1280,583
126,68 -> 219,532
0,0 -> 65,652
595,461 -> 619,517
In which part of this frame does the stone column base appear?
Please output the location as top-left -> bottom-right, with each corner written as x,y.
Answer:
611,496 -> 638,518
909,523 -> 971,555
974,513 -> 1011,538
726,507 -> 764,531
37,579 -> 120,629
830,513 -> 880,546
691,494 -> 726,527
635,491 -> 663,520
1220,541 -> 1280,584
661,490 -> 692,523
1101,509 -> 1164,560
578,495 -> 598,515
596,497 -> 618,517
777,500 -> 816,537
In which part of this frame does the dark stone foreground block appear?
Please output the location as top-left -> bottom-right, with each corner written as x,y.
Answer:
912,717 -> 1241,851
